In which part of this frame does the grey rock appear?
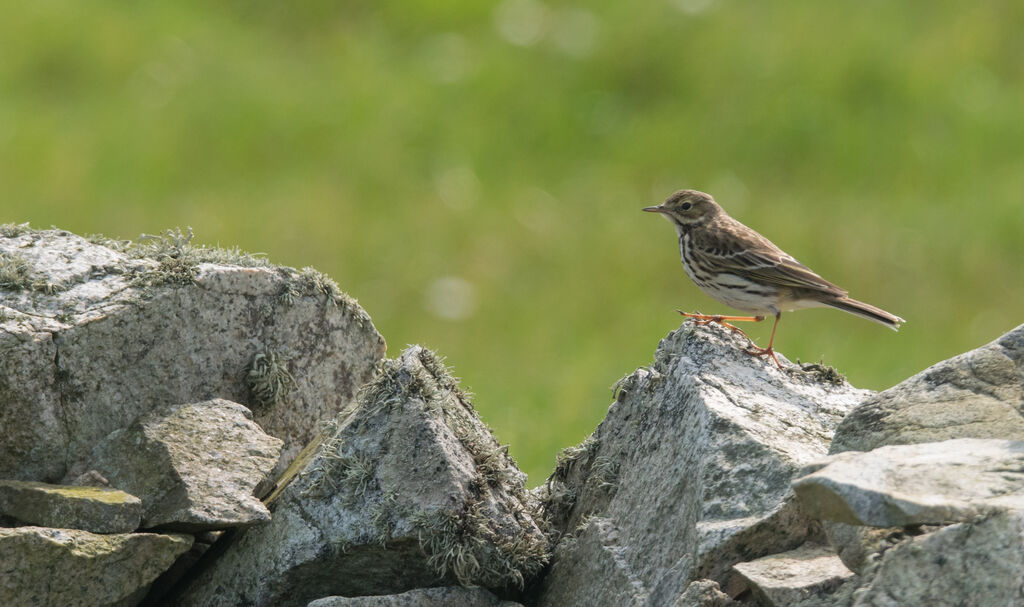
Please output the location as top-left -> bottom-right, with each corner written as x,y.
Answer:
176,346 -> 548,607
0,525 -> 192,607
71,469 -> 113,488
0,479 -> 141,534
672,580 -> 741,606
820,523 -> 910,575
0,227 -> 385,482
820,325 -> 1024,576
732,543 -> 854,607
80,399 -> 283,531
830,323 -> 1024,455
846,510 -> 1024,607
794,438 -> 1024,527
306,587 -> 522,607
536,322 -> 869,607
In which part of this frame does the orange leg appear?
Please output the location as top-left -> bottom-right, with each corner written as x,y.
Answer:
677,310 -> 764,341
744,312 -> 783,369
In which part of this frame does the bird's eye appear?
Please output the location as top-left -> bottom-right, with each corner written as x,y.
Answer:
681,202 -> 692,211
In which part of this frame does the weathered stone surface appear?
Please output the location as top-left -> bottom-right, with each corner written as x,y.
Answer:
306,587 -> 522,607
794,438 -> 1024,527
0,227 -> 385,482
671,580 -> 741,607
830,323 -> 1024,455
732,543 -> 854,607
817,326 -> 1024,578
536,322 -> 869,607
0,525 -> 192,607
842,510 -> 1024,606
78,399 -> 282,531
175,346 -> 548,607
820,522 -> 911,575
0,479 -> 141,534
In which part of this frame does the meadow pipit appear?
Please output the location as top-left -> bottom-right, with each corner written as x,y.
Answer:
644,189 -> 904,368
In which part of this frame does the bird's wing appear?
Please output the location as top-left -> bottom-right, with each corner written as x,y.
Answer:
696,220 -> 847,296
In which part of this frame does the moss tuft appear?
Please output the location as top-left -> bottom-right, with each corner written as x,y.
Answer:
0,252 -> 63,294
246,350 -> 296,410
797,360 -> 847,385
126,227 -> 270,287
411,502 -> 548,590
370,490 -> 399,546
0,253 -> 34,291
554,435 -> 596,470
0,223 -> 32,238
294,266 -> 351,308
300,446 -> 375,503
588,456 -> 620,490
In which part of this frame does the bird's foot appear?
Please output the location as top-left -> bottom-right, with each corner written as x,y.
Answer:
677,311 -> 762,342
744,344 -> 783,370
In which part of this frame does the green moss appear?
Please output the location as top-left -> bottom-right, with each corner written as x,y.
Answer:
45,484 -> 138,504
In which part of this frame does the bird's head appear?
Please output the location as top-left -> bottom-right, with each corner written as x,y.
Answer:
643,189 -> 721,232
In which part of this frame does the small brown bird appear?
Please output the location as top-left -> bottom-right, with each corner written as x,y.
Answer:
644,189 -> 904,368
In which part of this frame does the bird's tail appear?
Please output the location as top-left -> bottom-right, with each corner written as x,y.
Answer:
823,297 -> 905,331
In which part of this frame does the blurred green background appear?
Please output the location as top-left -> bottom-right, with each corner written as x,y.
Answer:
3,1 -> 1022,484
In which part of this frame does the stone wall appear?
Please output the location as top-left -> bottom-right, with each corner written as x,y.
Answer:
2,225 -> 1022,607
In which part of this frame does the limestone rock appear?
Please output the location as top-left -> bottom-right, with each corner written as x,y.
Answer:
795,438 -> 1024,527
175,346 -> 548,607
0,227 -> 385,482
830,323 -> 1024,454
846,510 -> 1024,606
536,322 -> 869,607
306,587 -> 522,607
0,525 -> 192,607
0,479 -> 141,534
80,399 -> 283,531
732,543 -> 854,607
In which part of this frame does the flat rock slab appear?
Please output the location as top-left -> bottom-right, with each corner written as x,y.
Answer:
732,543 -> 853,607
0,479 -> 141,533
306,587 -> 523,607
81,399 -> 283,531
0,227 -> 385,482
0,525 -> 192,607
536,322 -> 870,607
793,438 -> 1024,527
830,323 -> 1024,454
175,346 -> 548,607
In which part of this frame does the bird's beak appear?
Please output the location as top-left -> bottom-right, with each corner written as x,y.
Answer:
642,205 -> 664,213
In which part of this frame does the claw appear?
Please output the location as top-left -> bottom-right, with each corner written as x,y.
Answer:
745,345 -> 783,369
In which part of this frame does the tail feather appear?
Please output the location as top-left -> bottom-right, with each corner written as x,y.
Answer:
824,297 -> 904,331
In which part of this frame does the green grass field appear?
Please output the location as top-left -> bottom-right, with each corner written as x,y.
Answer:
3,1 -> 1022,484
